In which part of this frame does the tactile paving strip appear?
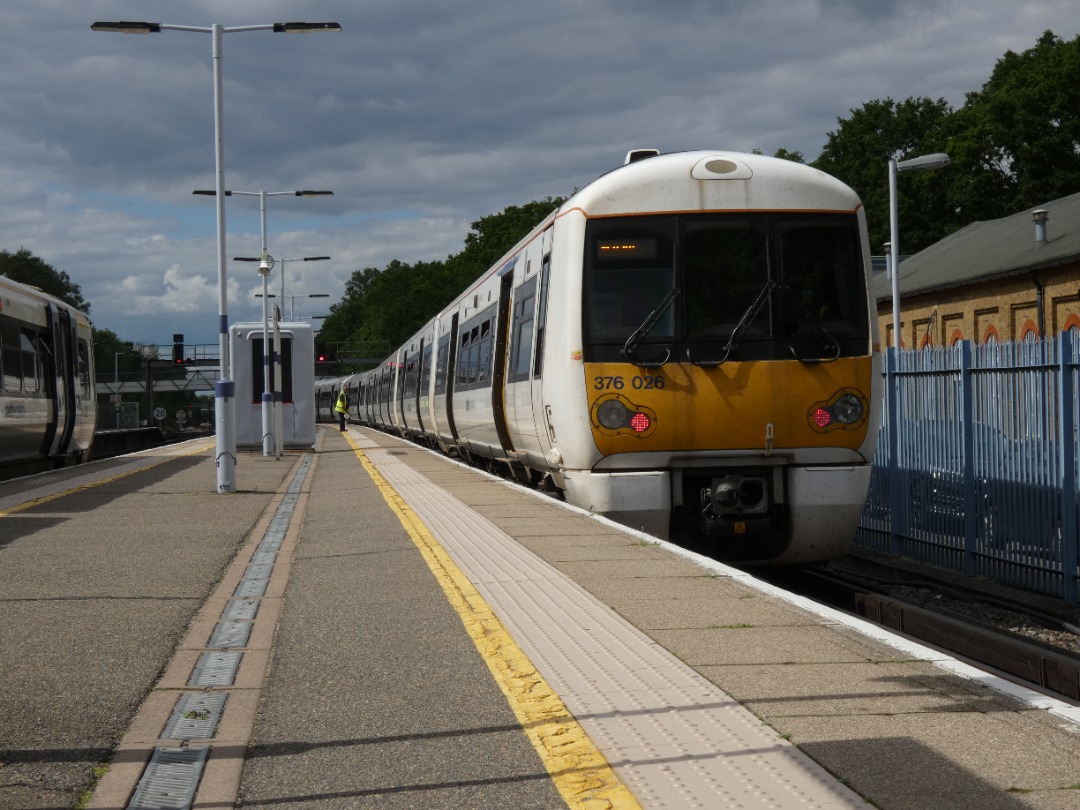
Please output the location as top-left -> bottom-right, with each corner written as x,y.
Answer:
359,440 -> 868,809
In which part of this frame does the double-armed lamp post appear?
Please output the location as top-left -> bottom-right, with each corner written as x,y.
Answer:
196,189 -> 333,457
91,19 -> 340,491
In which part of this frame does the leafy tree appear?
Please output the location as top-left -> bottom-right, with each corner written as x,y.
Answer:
812,97 -> 956,253
320,197 -> 563,363
813,31 -> 1080,254
92,327 -> 142,379
0,248 -> 90,312
950,30 -> 1080,219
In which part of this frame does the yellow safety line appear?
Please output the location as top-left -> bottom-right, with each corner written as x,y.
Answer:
0,441 -> 216,518
343,432 -> 641,810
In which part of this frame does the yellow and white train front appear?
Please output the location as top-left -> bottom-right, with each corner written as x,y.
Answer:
551,153 -> 879,564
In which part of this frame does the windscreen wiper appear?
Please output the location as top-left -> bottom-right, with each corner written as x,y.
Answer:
778,283 -> 840,363
621,287 -> 680,368
694,280 -> 776,367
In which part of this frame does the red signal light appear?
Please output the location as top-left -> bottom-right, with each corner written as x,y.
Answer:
630,412 -> 651,433
811,408 -> 831,428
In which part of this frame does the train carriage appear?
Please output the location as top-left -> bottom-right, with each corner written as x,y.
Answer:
0,275 -> 95,479
353,150 -> 881,563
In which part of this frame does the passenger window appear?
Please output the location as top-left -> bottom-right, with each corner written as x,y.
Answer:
509,276 -> 537,383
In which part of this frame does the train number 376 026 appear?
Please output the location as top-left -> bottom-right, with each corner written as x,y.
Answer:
593,375 -> 666,391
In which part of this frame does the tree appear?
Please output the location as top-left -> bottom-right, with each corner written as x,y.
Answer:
0,248 -> 90,312
950,31 -> 1080,219
92,328 -> 142,379
812,97 -> 956,253
320,197 -> 564,363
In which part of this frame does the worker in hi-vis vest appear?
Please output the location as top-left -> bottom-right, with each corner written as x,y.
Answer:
334,389 -> 348,431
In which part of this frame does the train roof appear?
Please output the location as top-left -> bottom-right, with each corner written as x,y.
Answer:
0,273 -> 93,324
565,150 -> 863,218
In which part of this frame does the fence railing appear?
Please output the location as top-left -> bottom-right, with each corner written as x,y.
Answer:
855,334 -> 1080,603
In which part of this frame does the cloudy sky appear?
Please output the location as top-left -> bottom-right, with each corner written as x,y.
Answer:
1,1 -> 1076,352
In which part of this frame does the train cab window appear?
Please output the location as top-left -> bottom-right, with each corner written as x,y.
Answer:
683,219 -> 768,341
584,218 -> 677,358
776,220 -> 866,339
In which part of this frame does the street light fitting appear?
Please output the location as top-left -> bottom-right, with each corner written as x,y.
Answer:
91,21 -> 162,34
895,153 -> 951,173
273,22 -> 342,33
92,21 -> 341,35
194,189 -> 332,197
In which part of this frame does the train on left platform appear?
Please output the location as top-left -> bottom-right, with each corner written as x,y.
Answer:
0,275 -> 95,480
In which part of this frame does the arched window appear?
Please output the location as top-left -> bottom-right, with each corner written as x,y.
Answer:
982,324 -> 1000,344
1019,319 -> 1039,342
949,329 -> 965,346
1062,314 -> 1080,334
919,332 -> 933,349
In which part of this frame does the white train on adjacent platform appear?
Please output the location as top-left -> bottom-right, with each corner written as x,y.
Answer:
321,151 -> 882,563
0,274 -> 95,479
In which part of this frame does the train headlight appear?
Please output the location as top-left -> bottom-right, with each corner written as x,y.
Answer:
591,394 -> 657,437
807,388 -> 867,433
833,393 -> 863,424
597,399 -> 631,430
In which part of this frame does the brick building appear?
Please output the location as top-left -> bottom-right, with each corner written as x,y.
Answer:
874,191 -> 1080,348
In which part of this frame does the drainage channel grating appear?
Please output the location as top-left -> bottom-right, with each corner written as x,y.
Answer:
189,650 -> 243,687
163,692 -> 228,740
233,578 -> 269,598
127,746 -> 208,810
222,597 -> 260,622
207,621 -> 252,649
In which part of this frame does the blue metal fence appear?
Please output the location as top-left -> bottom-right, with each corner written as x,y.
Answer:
855,333 -> 1080,603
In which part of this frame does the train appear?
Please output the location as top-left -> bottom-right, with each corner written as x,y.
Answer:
0,274 -> 96,480
319,150 -> 882,564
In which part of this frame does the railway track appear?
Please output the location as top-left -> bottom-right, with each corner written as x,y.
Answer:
777,556 -> 1080,704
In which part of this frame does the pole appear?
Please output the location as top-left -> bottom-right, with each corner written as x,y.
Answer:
211,22 -> 237,492
273,306 -> 284,459
114,352 -> 121,428
259,192 -> 274,457
888,158 -> 901,352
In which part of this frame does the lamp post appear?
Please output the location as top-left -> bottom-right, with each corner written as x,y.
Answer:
199,190 -> 333,457
888,152 -> 950,350
92,19 -> 341,491
252,288 -> 329,457
277,256 -> 330,315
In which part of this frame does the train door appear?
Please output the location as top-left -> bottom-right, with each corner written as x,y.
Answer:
490,273 -> 523,477
505,231 -> 555,466
440,312 -> 460,448
39,305 -> 75,459
530,243 -> 555,462
56,308 -> 78,454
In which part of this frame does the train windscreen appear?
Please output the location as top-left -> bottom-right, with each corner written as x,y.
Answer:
583,213 -> 867,364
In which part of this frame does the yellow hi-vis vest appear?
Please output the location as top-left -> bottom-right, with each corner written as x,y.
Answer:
334,391 -> 348,414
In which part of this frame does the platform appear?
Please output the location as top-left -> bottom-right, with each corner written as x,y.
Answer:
1,427 -> 1078,809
